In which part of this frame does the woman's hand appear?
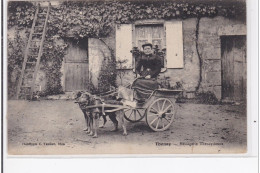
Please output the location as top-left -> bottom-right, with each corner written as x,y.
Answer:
145,75 -> 151,79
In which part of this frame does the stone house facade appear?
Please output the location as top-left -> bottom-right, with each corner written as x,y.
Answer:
60,15 -> 246,101
9,1 -> 246,102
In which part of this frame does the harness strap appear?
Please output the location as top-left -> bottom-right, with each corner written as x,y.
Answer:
102,103 -> 105,115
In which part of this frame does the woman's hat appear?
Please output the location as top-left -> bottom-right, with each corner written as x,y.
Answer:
142,43 -> 153,49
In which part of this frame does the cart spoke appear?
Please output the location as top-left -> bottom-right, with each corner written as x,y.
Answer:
124,109 -> 131,113
136,109 -> 142,118
163,104 -> 172,113
148,113 -> 159,116
163,117 -> 171,123
155,118 -> 160,129
157,101 -> 160,111
128,110 -> 134,119
161,99 -> 166,112
134,110 -> 136,121
150,117 -> 158,125
150,106 -> 159,113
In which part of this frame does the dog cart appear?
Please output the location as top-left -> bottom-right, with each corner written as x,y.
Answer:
80,83 -> 182,132
122,88 -> 182,131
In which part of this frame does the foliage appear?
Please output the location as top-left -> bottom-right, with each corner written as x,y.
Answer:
97,58 -> 117,94
40,36 -> 68,96
47,1 -> 245,40
8,1 -> 36,28
7,30 -> 27,98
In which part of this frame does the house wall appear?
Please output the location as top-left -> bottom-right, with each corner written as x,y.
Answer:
88,38 -> 113,87
8,27 -> 47,96
88,16 -> 246,100
11,16 -> 245,99
199,16 -> 246,100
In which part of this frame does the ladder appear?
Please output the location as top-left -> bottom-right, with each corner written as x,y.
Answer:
16,2 -> 50,99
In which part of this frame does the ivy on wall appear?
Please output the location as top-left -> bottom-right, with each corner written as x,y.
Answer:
8,1 -> 36,28
7,1 -> 245,97
48,1 -> 245,40
7,30 -> 27,98
40,36 -> 68,96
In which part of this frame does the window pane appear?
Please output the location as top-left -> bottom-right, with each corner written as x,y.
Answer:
152,39 -> 162,49
152,26 -> 164,38
138,40 -> 148,50
135,24 -> 164,50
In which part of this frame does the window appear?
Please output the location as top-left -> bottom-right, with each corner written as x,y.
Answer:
133,24 -> 166,71
134,24 -> 165,50
116,21 -> 183,70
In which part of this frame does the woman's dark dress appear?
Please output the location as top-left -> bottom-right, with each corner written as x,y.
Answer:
132,53 -> 162,101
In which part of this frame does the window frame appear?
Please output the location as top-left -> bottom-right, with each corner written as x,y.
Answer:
132,20 -> 167,73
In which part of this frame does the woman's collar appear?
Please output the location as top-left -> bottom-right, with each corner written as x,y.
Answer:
143,53 -> 153,57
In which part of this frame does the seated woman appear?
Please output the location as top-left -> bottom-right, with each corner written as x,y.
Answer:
132,43 -> 162,101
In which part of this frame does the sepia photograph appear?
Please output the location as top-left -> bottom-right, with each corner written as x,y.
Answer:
6,0 -> 247,155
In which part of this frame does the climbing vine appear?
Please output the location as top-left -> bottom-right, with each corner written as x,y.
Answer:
195,17 -> 202,92
39,36 -> 68,96
7,1 -> 245,97
7,30 -> 27,98
47,1 -> 245,40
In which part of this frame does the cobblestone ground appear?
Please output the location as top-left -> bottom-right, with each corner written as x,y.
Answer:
7,100 -> 247,155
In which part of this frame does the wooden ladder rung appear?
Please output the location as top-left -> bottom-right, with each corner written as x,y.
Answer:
34,25 -> 44,27
25,69 -> 34,72
26,62 -> 36,64
31,40 -> 41,42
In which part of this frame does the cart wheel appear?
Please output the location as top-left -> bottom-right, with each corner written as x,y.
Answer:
146,98 -> 175,131
124,108 -> 146,123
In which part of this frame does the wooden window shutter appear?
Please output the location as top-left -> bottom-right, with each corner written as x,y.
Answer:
165,21 -> 184,68
116,24 -> 133,69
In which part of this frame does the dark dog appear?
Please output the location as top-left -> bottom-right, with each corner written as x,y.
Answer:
75,91 -> 127,138
75,91 -> 106,130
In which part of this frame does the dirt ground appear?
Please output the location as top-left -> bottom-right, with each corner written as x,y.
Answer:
7,100 -> 247,155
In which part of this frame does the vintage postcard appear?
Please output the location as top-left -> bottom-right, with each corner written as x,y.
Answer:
6,0 -> 248,155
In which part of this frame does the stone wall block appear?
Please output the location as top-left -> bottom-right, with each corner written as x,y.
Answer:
205,72 -> 221,85
203,60 -> 221,72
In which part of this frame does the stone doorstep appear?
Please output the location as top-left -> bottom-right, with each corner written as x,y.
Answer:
220,99 -> 245,105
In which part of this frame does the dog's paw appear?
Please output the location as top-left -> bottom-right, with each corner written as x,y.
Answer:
122,132 -> 128,136
83,128 -> 88,131
92,134 -> 98,138
99,125 -> 104,128
88,132 -> 94,136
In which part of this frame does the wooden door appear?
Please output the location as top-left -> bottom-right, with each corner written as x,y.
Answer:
221,35 -> 246,101
64,40 -> 89,91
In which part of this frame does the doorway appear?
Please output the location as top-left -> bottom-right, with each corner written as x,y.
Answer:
64,39 -> 89,91
221,35 -> 246,101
